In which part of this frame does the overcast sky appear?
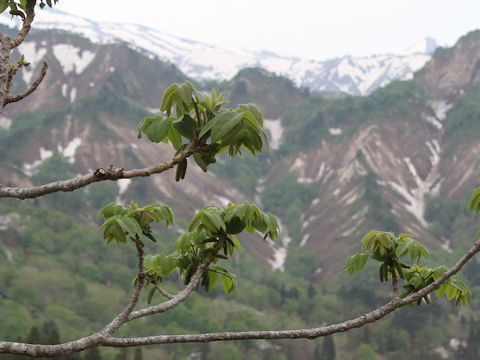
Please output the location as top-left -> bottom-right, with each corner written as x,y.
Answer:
52,0 -> 480,60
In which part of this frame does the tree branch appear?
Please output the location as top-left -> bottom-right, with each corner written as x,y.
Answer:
155,281 -> 174,300
0,145 -> 196,199
9,0 -> 36,49
100,237 -> 146,335
4,61 -> 48,106
128,247 -> 220,321
2,238 -> 478,357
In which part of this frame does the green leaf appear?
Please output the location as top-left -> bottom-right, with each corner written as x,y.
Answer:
98,202 -> 125,219
188,211 -> 204,232
158,254 -> 177,276
203,210 -> 226,232
142,115 -> 170,143
194,91 -> 210,109
231,235 -> 242,251
238,103 -> 263,126
451,279 -> 471,295
211,111 -> 243,143
469,187 -> 480,213
395,242 -> 409,258
103,222 -> 127,245
198,110 -> 234,139
239,110 -> 261,133
147,287 -> 156,304
168,121 -> 182,150
221,274 -> 236,295
154,205 -> 175,227
436,284 -> 447,298
225,216 -> 246,234
173,114 -> 196,140
175,233 -> 193,254
161,85 -> 177,117
207,271 -> 219,291
193,153 -> 208,172
115,216 -> 142,236
446,284 -> 457,301
351,253 -> 369,272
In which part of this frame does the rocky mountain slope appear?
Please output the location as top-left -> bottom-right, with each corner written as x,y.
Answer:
0,9 -> 442,95
263,29 -> 480,276
2,24 -> 480,276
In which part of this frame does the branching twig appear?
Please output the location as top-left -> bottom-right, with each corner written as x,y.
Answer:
128,247 -> 221,321
4,61 -> 48,106
155,281 -> 174,300
0,144 -> 196,199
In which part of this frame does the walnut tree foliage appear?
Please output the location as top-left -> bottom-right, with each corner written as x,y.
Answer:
99,80 -> 278,299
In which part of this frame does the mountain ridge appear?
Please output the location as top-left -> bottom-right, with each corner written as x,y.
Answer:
0,9 -> 444,96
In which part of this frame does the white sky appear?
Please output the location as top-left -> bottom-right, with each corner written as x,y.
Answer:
53,0 -> 480,60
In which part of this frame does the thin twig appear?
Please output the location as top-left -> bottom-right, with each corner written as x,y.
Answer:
155,281 -> 174,300
4,61 -> 48,106
100,237 -> 146,335
128,247 -> 221,321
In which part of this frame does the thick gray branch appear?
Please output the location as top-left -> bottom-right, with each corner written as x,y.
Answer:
103,239 -> 480,346
2,239 -> 478,356
0,147 -> 194,199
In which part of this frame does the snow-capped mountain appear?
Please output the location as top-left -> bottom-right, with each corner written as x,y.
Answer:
0,9 -> 443,95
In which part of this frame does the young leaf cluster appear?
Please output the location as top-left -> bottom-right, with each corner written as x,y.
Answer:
400,264 -> 471,305
98,202 -> 174,245
98,201 -> 279,302
171,202 -> 278,295
137,81 -> 268,181
345,230 -> 472,305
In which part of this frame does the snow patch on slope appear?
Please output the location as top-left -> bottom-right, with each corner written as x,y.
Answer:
263,119 -> 283,150
388,141 -> 442,227
61,83 -> 68,97
57,137 -> 82,163
70,87 -> 77,103
23,147 -> 53,176
329,128 -> 342,135
429,100 -> 452,121
268,219 -> 292,271
0,116 -> 11,129
423,113 -> 442,129
52,44 -> 95,74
